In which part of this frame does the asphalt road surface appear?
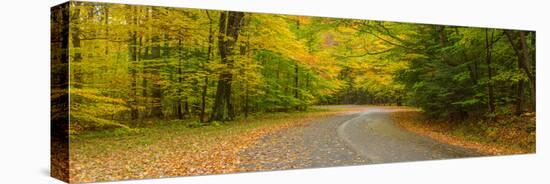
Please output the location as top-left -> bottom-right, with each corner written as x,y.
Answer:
239,106 -> 481,171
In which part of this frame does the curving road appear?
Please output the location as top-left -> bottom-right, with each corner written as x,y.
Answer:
239,107 -> 482,171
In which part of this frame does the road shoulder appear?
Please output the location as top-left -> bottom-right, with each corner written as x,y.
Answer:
390,109 -> 534,155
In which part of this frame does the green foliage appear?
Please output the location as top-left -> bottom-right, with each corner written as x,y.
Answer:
392,26 -> 535,119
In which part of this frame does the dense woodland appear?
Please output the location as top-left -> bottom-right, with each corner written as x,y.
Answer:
61,2 -> 535,133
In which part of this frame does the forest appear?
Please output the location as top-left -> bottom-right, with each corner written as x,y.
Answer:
55,2 -> 535,133
50,1 -> 537,182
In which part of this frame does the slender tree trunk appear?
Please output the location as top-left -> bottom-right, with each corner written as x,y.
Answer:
294,63 -> 299,108
142,71 -> 148,117
176,39 -> 184,119
244,83 -> 249,118
485,29 -> 495,113
436,25 -> 449,64
201,77 -> 208,121
140,7 -> 155,118
183,98 -> 190,117
142,34 -> 149,118
137,34 -> 148,120
304,73 -> 309,110
516,80 -> 525,115
128,6 -> 139,121
176,103 -> 183,119
294,19 -> 300,110
150,12 -> 163,117
201,10 -> 214,122
243,23 -> 253,117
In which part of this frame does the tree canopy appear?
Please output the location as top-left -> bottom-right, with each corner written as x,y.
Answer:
64,2 -> 535,133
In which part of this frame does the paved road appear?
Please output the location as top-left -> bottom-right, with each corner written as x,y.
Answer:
239,107 -> 481,171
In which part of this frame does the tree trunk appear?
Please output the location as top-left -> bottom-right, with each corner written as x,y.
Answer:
519,32 -> 535,111
183,98 -> 190,117
304,73 -> 309,110
142,72 -> 148,117
244,83 -> 249,118
485,29 -> 495,113
516,80 -> 525,115
128,6 -> 139,121
294,19 -> 300,110
436,25 -> 449,64
295,63 -> 299,108
176,39 -> 184,119
505,31 -> 536,111
201,10 -> 214,122
201,76 -> 208,121
150,25 -> 163,117
210,11 -> 245,122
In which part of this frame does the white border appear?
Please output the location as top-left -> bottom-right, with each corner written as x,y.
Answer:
0,0 -> 547,183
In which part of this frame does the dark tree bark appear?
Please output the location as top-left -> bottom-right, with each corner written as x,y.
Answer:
210,11 -> 245,121
304,73 -> 310,110
150,9 -> 163,118
436,25 -> 449,65
239,30 -> 251,118
137,34 -> 146,120
505,31 -> 536,111
294,64 -> 299,104
150,62 -> 163,117
176,39 -> 184,119
141,35 -> 149,118
485,29 -> 495,113
516,80 -> 525,115
244,83 -> 249,118
128,6 -> 139,121
519,32 -> 535,111
201,10 -> 214,122
183,98 -> 190,117
294,19 -> 301,110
